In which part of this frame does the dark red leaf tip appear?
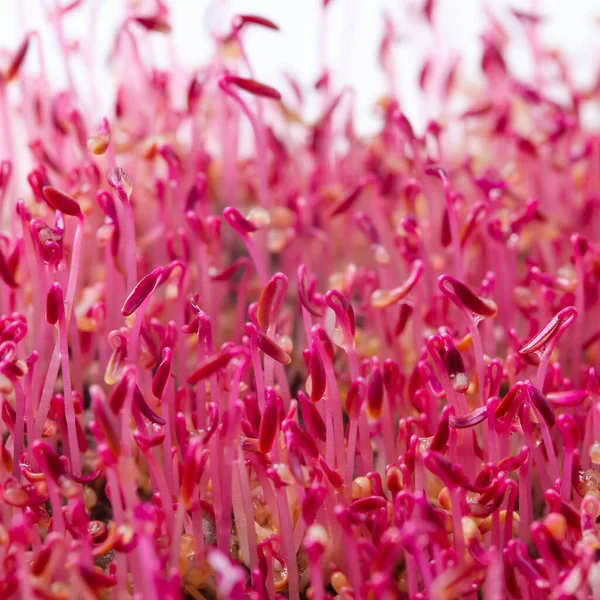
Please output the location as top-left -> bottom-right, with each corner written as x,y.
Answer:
45,283 -> 63,325
220,75 -> 282,100
42,187 -> 83,218
233,14 -> 280,32
438,274 -> 498,318
132,16 -> 172,33
519,306 -> 577,355
121,267 -> 164,317
5,35 -> 31,82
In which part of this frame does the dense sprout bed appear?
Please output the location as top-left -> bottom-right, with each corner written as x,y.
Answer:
0,1 -> 599,599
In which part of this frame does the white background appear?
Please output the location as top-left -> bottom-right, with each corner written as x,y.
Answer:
0,0 -> 599,133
